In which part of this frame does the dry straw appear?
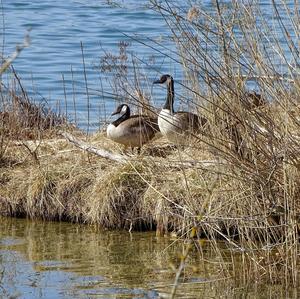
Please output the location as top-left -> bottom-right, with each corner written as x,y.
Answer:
0,0 -> 299,294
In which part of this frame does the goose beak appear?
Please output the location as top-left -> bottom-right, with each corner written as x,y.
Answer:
111,110 -> 119,116
153,79 -> 161,84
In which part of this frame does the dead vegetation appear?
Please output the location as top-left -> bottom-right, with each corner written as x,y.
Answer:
0,0 -> 299,292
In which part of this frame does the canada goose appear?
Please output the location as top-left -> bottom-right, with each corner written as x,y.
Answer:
153,74 -> 207,144
107,103 -> 159,152
245,91 -> 266,109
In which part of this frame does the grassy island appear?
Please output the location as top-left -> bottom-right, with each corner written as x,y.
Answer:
0,0 -> 299,293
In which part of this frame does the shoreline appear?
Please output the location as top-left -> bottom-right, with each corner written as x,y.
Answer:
1,127 -> 295,239
0,129 -> 217,233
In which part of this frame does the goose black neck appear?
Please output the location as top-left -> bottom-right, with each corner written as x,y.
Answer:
163,78 -> 174,114
112,105 -> 130,127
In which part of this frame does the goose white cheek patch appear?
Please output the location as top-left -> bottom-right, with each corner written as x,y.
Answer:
121,105 -> 128,113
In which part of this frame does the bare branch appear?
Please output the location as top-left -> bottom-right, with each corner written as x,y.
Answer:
0,31 -> 30,75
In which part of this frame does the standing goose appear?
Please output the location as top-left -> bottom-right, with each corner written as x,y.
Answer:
153,74 -> 207,144
107,103 -> 159,152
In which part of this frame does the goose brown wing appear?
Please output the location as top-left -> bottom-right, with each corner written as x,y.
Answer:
176,111 -> 207,132
121,115 -> 159,139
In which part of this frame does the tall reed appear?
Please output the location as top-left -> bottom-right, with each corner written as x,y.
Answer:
145,0 -> 300,289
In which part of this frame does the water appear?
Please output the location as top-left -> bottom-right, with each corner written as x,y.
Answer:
0,217 -> 298,299
0,217 -> 217,298
1,0 -> 175,131
1,1 -> 298,131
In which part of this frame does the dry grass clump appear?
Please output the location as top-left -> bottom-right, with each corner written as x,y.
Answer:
0,88 -> 65,140
0,73 -> 67,168
56,171 -> 93,222
0,84 -> 92,220
0,153 -> 76,219
83,162 -> 152,229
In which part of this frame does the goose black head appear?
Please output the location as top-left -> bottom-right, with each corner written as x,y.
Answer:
111,103 -> 130,116
153,74 -> 173,84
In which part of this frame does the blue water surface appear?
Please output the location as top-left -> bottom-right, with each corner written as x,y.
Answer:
1,0 -> 175,131
1,0 -> 298,131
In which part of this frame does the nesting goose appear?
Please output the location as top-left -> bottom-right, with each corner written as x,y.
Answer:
153,74 -> 207,144
107,103 -> 159,151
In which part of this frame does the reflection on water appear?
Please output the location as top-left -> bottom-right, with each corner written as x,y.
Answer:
0,217 -> 298,299
0,217 -> 205,298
